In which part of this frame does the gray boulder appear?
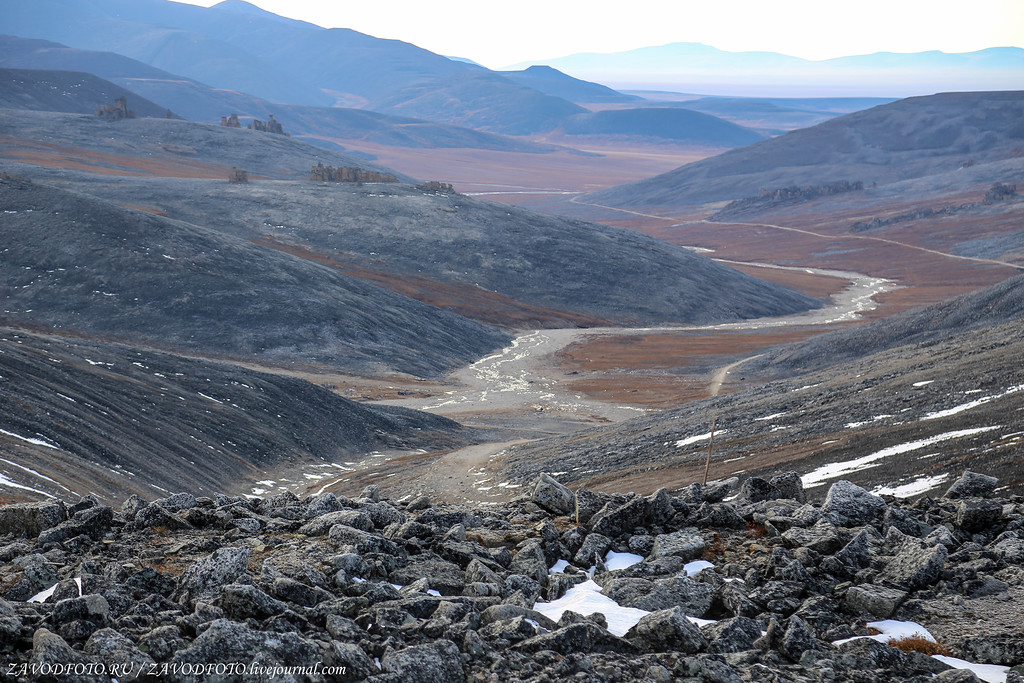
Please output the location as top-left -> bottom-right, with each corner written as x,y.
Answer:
174,546 -> 250,608
779,614 -> 826,662
29,629 -> 105,683
573,532 -> 611,567
626,606 -> 708,653
299,509 -> 373,535
602,576 -> 714,616
702,616 -> 763,653
823,480 -> 887,526
650,528 -> 705,561
221,583 -> 289,620
0,500 -> 67,537
770,471 -> 807,503
954,499 -> 1003,532
740,477 -> 782,503
945,471 -> 999,499
381,640 -> 464,682
878,535 -> 948,590
781,521 -> 843,554
574,488 -> 605,524
533,473 -> 574,515
843,584 -> 907,619
83,628 -> 155,681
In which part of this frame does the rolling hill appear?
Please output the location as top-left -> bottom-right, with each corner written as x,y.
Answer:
499,65 -> 639,104
0,108 -> 407,181
588,91 -> 1024,208
0,67 -> 170,118
0,175 -> 510,377
560,108 -> 765,147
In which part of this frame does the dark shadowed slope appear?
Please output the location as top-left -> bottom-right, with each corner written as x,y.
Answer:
0,68 -> 171,117
561,108 -> 765,146
0,177 -> 509,377
589,91 -> 1024,208
0,329 -> 474,504
746,272 -> 1024,379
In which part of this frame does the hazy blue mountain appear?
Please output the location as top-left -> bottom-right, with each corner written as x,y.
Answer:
367,72 -> 586,135
0,0 -> 589,134
560,108 -> 765,146
498,65 -> 639,103
0,36 -> 560,153
511,43 -> 1024,97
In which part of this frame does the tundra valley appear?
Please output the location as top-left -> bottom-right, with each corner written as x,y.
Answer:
0,1 -> 1022,681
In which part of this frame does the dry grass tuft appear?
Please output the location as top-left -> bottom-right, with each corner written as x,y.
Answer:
702,533 -> 726,560
745,520 -> 769,538
887,633 -> 951,656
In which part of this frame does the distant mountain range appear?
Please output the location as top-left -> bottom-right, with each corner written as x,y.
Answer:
0,0 -> 912,147
510,43 -> 1024,97
0,0 -> 593,135
0,37 -> 562,154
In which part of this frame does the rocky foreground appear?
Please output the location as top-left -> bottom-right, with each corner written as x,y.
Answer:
0,472 -> 1021,682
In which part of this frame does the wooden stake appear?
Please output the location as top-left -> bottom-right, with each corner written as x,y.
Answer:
702,413 -> 716,486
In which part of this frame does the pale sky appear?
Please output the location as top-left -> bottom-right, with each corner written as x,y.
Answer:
175,0 -> 1024,69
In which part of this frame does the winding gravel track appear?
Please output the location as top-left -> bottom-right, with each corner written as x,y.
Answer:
382,263 -> 897,425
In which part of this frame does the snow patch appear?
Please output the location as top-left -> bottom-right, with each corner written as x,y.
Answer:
923,384 -> 1024,420
676,430 -> 725,448
533,580 -> 649,636
802,426 -> 1000,488
604,551 -> 643,571
0,428 -> 58,450
872,474 -> 949,498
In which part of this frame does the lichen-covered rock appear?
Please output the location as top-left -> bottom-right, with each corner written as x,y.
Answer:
602,576 -> 714,616
627,606 -> 708,653
954,499 -> 1003,532
381,639 -> 464,682
823,480 -> 887,526
843,584 -> 907,619
650,528 -> 705,561
0,500 -> 67,537
779,614 -> 827,662
174,546 -> 250,608
532,473 -> 574,515
945,471 -> 999,499
702,615 -> 763,653
878,535 -> 948,590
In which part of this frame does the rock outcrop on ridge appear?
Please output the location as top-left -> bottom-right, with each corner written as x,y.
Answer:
0,471 -> 1021,682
